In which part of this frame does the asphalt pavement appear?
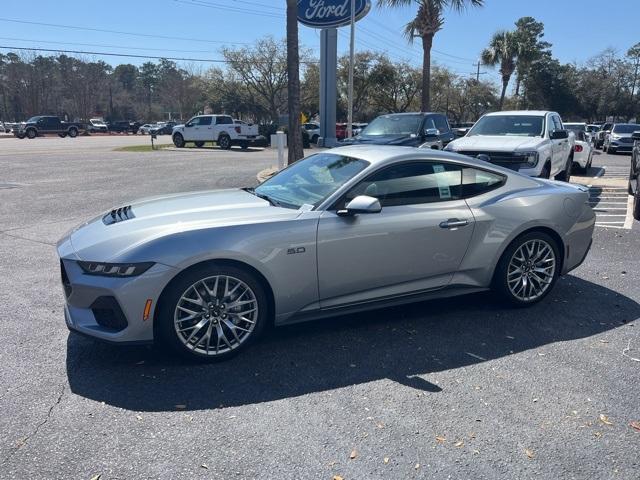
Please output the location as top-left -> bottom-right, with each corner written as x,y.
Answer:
0,136 -> 638,479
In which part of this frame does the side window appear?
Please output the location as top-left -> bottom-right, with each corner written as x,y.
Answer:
216,116 -> 233,125
462,167 -> 506,197
552,116 -> 563,131
200,116 -> 212,126
187,116 -> 201,126
345,162 -> 462,207
432,115 -> 450,133
422,117 -> 436,131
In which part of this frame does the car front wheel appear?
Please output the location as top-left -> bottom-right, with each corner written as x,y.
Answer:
493,231 -> 560,307
157,265 -> 268,361
173,133 -> 185,148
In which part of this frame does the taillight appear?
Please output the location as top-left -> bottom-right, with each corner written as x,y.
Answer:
575,145 -> 583,152
235,126 -> 241,134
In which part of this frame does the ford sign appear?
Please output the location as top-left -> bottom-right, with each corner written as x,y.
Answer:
298,0 -> 371,29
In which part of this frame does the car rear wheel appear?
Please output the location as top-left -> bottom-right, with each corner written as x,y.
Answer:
218,134 -> 231,150
68,127 -> 78,138
157,265 -> 268,361
493,231 -> 560,307
194,141 -> 204,148
173,133 -> 185,148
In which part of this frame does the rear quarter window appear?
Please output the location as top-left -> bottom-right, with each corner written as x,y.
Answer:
462,168 -> 506,197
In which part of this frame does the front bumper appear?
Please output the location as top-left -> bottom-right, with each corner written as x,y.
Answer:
60,256 -> 177,344
608,141 -> 633,152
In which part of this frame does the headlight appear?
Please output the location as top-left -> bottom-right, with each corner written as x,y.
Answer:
611,133 -> 621,140
514,151 -> 539,167
78,261 -> 155,277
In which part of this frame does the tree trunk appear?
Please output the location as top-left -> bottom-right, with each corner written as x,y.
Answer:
421,34 -> 433,112
286,0 -> 304,164
514,75 -> 521,108
499,76 -> 509,110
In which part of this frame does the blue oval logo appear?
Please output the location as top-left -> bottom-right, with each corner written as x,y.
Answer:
298,0 -> 371,29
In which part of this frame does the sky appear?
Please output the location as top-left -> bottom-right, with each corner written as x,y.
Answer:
0,0 -> 638,84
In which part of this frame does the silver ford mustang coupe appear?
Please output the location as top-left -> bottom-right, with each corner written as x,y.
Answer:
57,146 -> 595,361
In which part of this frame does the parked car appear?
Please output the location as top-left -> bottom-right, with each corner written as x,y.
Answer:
0,121 -> 6,133
594,122 -> 613,149
57,146 -> 595,361
571,130 -> 593,173
627,130 -> 640,220
108,120 -> 133,134
445,110 -> 575,181
586,124 -> 600,139
172,114 -> 259,149
602,123 -> 640,154
14,116 -> 84,139
302,122 -> 320,143
340,112 -> 454,149
138,124 -> 156,135
150,121 -> 177,135
352,122 -> 368,136
87,118 -> 108,134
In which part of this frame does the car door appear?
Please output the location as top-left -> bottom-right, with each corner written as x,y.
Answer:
195,116 -> 213,141
317,161 -> 475,308
182,116 -> 202,141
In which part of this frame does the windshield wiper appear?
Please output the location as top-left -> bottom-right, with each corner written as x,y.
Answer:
243,187 -> 283,207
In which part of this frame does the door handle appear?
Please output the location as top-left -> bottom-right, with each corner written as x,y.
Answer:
439,218 -> 469,229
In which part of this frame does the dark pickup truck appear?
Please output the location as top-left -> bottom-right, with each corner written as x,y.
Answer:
14,116 -> 85,139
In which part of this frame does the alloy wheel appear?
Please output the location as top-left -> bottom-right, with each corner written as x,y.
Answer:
507,239 -> 556,302
173,275 -> 259,356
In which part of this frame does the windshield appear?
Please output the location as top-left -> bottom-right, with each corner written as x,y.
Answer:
612,124 -> 640,134
468,115 -> 544,137
361,114 -> 423,136
254,153 -> 369,209
586,125 -> 599,132
26,116 -> 41,123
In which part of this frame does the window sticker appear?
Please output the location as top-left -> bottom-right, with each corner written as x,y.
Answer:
432,165 -> 452,199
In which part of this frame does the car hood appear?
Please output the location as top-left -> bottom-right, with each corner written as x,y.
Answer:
342,134 -> 420,146
63,189 -> 299,261
447,135 -> 544,152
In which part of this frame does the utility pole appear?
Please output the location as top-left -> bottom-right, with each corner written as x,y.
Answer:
347,0 -> 355,139
475,60 -> 481,82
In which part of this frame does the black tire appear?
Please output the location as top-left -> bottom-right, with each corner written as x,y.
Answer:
68,127 -> 78,138
26,128 -> 37,139
194,141 -> 205,148
493,231 -> 561,307
156,264 -> 269,362
173,133 -> 185,148
555,156 -> 572,182
311,134 -> 319,144
608,147 -> 616,155
218,134 -> 231,150
634,189 -> 640,221
539,162 -> 551,179
16,133 -> 25,139
58,133 -> 67,138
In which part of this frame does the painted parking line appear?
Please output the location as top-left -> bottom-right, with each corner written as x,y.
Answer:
588,186 -> 632,229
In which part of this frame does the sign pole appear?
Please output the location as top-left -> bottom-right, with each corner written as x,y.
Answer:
347,0 -> 355,139
319,28 -> 338,148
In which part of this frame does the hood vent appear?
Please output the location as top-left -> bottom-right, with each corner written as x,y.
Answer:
103,205 -> 135,225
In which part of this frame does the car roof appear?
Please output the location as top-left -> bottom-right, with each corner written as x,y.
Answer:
375,112 -> 444,117
327,145 -> 504,170
484,110 -> 553,117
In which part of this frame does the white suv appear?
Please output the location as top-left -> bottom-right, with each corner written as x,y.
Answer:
172,114 -> 257,150
445,110 -> 575,181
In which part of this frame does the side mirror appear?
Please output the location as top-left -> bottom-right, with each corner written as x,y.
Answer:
424,128 -> 440,137
550,130 -> 568,140
632,131 -> 640,141
337,195 -> 382,217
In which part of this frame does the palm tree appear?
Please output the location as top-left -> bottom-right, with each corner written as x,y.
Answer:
481,30 -> 518,110
378,0 -> 483,111
286,0 -> 304,164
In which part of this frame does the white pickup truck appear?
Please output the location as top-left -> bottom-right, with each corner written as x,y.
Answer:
445,110 -> 575,181
172,114 -> 259,150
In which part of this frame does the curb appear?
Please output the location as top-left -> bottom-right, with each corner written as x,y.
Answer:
257,167 -> 278,183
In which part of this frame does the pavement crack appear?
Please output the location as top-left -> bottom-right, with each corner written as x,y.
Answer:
0,384 -> 66,466
0,231 -> 56,247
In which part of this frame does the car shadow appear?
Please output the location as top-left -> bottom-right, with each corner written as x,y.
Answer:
66,275 -> 639,412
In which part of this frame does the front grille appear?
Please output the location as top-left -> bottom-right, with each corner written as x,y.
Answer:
618,137 -> 634,144
102,205 -> 134,225
457,150 -> 524,170
60,260 -> 72,299
90,296 -> 128,331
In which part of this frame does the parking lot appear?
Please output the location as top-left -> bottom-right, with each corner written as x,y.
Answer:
0,136 -> 638,479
